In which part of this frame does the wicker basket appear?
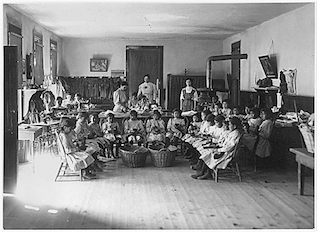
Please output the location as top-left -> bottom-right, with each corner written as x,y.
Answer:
149,144 -> 177,167
119,145 -> 150,168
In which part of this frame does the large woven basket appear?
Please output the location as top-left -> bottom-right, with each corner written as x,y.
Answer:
120,145 -> 150,168
149,144 -> 177,167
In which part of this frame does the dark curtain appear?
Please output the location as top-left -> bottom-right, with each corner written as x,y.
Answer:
58,76 -> 121,102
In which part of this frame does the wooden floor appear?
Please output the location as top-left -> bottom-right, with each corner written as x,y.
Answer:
3,150 -> 314,229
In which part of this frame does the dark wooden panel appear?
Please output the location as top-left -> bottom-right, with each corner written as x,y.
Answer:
240,91 -> 259,108
240,91 -> 314,114
4,46 -> 18,193
167,74 -> 206,110
282,94 -> 314,113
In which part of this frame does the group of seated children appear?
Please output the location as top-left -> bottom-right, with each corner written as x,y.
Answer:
25,91 -> 91,124
128,93 -> 163,114
182,106 -> 274,180
122,108 -> 186,147
56,96 -> 274,181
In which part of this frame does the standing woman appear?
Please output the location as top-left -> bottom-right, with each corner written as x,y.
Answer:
113,81 -> 129,113
137,74 -> 158,103
180,78 -> 198,112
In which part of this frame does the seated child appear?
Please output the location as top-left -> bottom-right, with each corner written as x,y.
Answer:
101,113 -> 122,158
221,99 -> 232,118
74,112 -> 102,158
231,105 -> 244,120
136,95 -> 150,112
208,114 -> 226,142
245,107 -> 262,134
243,105 -> 254,121
58,118 -> 98,179
62,93 -> 74,109
195,120 -> 230,163
88,113 -> 104,138
187,113 -> 202,135
166,108 -> 186,146
146,110 -> 166,144
88,113 -> 109,152
149,102 -> 163,114
212,94 -> 220,105
192,117 -> 243,180
193,114 -> 215,148
183,109 -> 211,143
242,108 -> 273,158
128,92 -> 139,109
123,110 -> 145,145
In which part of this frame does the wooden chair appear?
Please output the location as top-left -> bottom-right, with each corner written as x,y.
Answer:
212,135 -> 243,182
54,130 -> 83,181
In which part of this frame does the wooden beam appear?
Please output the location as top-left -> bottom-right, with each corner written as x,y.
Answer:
207,54 -> 248,62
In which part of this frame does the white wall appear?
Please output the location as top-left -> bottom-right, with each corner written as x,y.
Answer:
3,5 -> 63,84
61,38 -> 224,86
222,4 -> 315,97
61,38 -> 224,107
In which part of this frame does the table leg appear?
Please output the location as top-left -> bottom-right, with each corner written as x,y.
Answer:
298,162 -> 305,195
32,141 -> 35,173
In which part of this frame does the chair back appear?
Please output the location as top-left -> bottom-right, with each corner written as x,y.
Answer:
231,133 -> 243,162
55,130 -> 67,161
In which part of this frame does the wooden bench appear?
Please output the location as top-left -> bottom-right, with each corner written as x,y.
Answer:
289,148 -> 314,195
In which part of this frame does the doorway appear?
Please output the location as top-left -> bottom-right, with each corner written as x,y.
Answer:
231,41 -> 241,106
4,46 -> 18,193
126,46 -> 163,105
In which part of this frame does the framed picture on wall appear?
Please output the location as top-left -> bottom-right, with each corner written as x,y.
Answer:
258,55 -> 277,79
90,58 -> 108,72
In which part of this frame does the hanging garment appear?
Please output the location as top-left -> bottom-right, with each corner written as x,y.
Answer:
283,69 -> 297,94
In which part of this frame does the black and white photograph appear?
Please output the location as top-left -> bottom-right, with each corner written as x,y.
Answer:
2,0 -> 316,230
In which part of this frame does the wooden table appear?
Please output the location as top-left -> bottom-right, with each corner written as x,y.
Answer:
289,148 -> 314,195
18,124 -> 43,173
31,120 -> 60,131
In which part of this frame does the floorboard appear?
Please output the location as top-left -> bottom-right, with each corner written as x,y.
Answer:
3,151 -> 315,229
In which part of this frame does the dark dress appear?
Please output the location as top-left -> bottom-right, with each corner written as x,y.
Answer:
182,88 -> 196,112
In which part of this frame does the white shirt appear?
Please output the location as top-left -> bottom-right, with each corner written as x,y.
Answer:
137,82 -> 158,102
180,86 -> 199,101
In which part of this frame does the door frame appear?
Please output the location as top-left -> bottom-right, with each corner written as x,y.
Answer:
231,41 -> 241,106
126,46 -> 164,105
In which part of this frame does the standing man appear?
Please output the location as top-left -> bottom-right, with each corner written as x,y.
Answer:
137,74 -> 158,103
113,81 -> 129,113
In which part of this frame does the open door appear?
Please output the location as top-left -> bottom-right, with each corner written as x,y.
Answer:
4,46 -> 18,193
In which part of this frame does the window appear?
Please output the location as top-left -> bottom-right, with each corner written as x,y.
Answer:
50,40 -> 58,78
33,31 -> 44,85
8,21 -> 23,88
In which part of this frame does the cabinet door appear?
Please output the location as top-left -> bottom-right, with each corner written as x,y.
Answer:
4,46 -> 18,193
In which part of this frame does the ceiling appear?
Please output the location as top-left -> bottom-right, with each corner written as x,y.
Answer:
8,2 -> 309,40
